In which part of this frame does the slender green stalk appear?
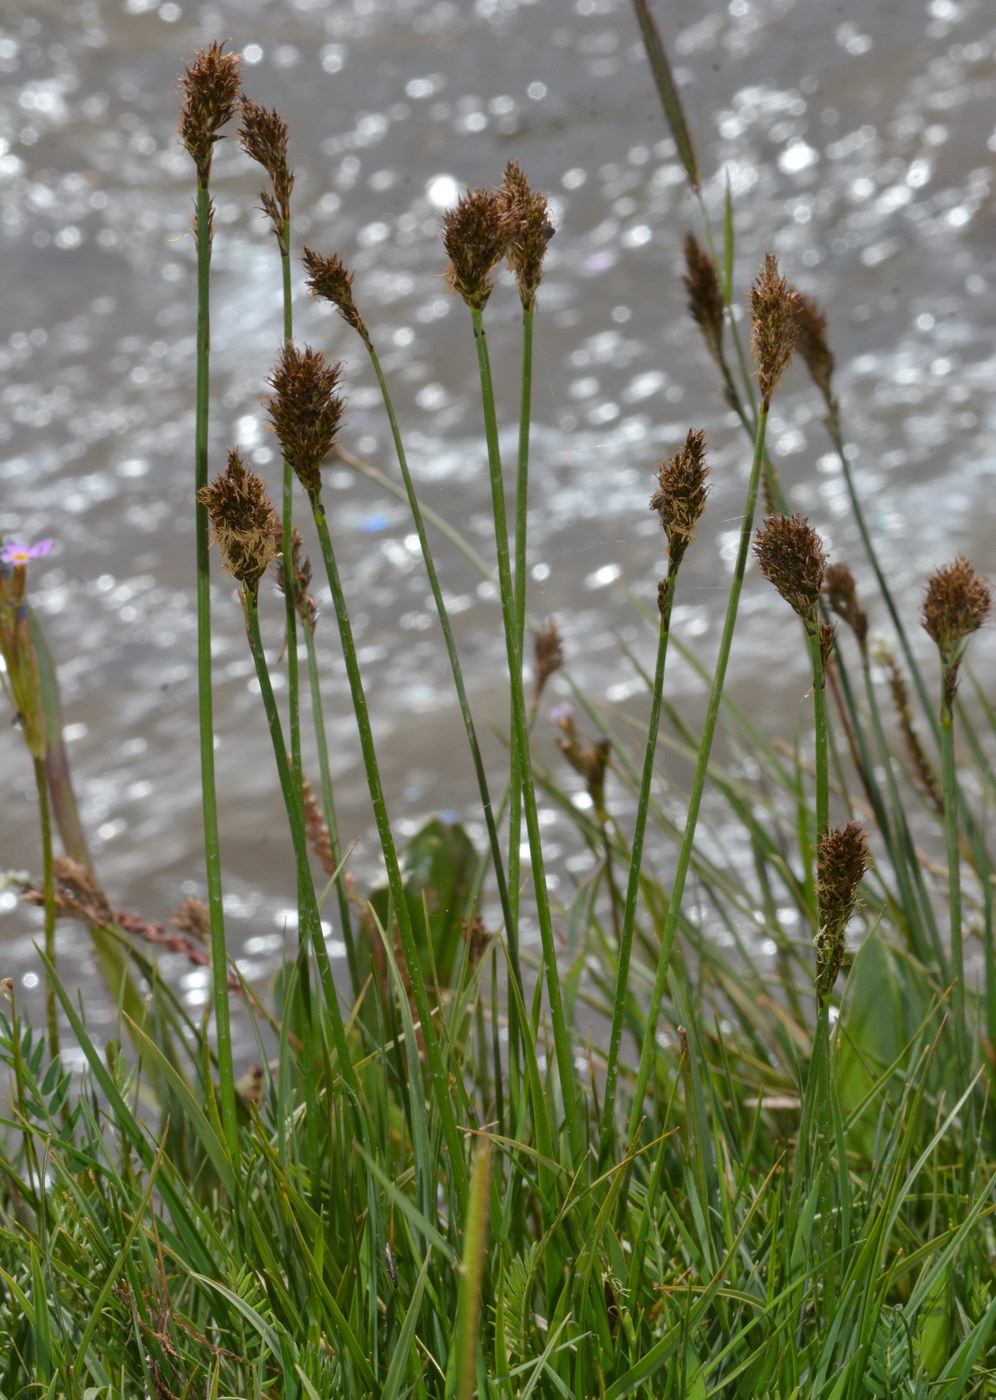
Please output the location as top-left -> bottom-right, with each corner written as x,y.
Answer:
361,339 -> 519,995
626,408 -> 770,1140
808,627 -> 830,883
469,304 -> 583,1165
193,179 -> 238,1160
599,578 -> 675,1158
302,619 -> 359,1000
33,755 -> 58,1059
278,218 -> 303,798
243,591 -> 360,1103
508,304 -> 535,934
939,675 -> 968,1082
309,499 -> 469,1208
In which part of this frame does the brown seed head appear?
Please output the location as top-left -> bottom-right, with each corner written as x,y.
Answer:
499,161 -> 553,310
198,449 -> 280,596
178,42 -> 242,181
171,896 -> 211,942
823,562 -> 869,655
271,524 -> 317,628
649,428 -> 710,573
441,186 -> 511,311
816,821 -> 870,1004
794,291 -> 835,409
301,246 -> 369,342
748,252 -> 800,406
533,618 -> 564,703
921,555 -> 992,665
753,513 -> 828,622
873,640 -> 943,815
238,97 -> 294,237
682,233 -> 725,365
266,343 -> 346,500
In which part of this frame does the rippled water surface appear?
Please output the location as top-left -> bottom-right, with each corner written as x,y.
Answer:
2,0 -> 995,1025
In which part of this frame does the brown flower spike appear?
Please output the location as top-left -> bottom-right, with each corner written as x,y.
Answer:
266,343 -> 347,501
823,562 -> 868,656
271,525 -> 317,628
682,233 -> 725,366
301,247 -> 370,344
650,429 -> 710,579
753,513 -> 828,623
499,161 -> 553,310
816,821 -> 870,1004
441,186 -> 511,311
794,291 -> 836,410
748,252 -> 800,407
238,97 -> 294,241
533,618 -> 564,704
921,555 -> 992,706
198,450 -> 279,596
178,42 -> 242,182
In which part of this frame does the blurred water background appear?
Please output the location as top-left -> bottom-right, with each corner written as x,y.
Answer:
2,0 -> 994,1036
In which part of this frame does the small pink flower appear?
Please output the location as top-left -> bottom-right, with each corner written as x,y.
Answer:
1,538 -> 53,565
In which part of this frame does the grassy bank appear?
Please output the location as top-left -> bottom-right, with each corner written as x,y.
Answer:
1,10 -> 994,1397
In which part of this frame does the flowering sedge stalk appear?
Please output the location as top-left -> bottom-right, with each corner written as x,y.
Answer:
198,453 -> 361,1101
441,186 -> 584,1163
499,163 -> 554,937
598,432 -> 709,1161
178,41 -> 242,1159
264,347 -> 470,1209
299,250 -> 520,1008
824,570 -> 943,963
239,99 -> 303,794
626,255 -> 799,1140
922,556 -> 993,1084
753,513 -> 841,1236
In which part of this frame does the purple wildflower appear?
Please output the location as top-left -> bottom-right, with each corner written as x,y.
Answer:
1,538 -> 53,566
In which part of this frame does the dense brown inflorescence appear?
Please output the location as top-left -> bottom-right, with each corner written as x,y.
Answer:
198,450 -> 280,596
682,233 -> 725,366
238,97 -> 294,240
302,247 -> 370,344
816,821 -> 870,1004
748,252 -> 800,406
499,161 -> 553,310
265,343 -> 347,500
441,186 -> 511,311
650,428 -> 710,578
178,42 -> 242,182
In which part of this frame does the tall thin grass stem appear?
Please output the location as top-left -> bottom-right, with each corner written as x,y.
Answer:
193,180 -> 238,1159
469,304 -> 583,1165
361,339 -> 520,999
243,590 -> 360,1103
626,408 -> 770,1139
302,619 -> 360,999
599,582 -> 674,1158
309,499 -> 470,1208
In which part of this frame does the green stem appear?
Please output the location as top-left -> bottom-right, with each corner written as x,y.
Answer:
939,675 -> 968,1084
243,590 -> 360,1103
279,219 -> 302,801
599,575 -> 675,1158
469,305 -> 583,1165
193,176 -> 238,1160
808,621 -> 830,883
509,304 -> 535,934
362,338 -> 519,996
303,620 -> 360,1001
309,498 -> 469,1208
34,755 -> 59,1060
626,404 -> 771,1140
